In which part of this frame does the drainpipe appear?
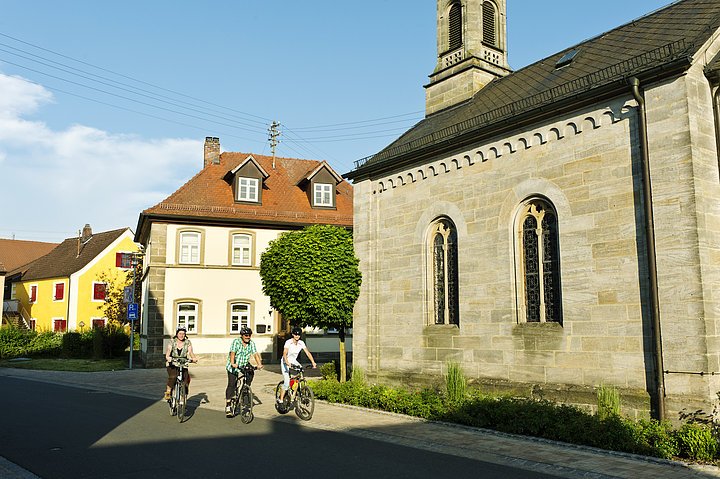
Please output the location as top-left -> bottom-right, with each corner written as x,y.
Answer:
710,82 -> 720,175
628,77 -> 665,421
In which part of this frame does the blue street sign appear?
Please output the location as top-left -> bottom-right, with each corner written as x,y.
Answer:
127,302 -> 139,321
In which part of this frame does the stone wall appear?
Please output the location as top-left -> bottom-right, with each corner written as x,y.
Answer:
141,223 -> 168,368
353,71 -> 720,419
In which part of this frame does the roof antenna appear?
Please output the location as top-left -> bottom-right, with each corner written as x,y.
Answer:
268,121 -> 281,169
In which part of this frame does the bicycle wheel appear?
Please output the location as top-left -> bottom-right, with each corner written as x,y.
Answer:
177,382 -> 187,423
239,386 -> 254,424
168,391 -> 176,416
295,384 -> 315,421
274,382 -> 290,414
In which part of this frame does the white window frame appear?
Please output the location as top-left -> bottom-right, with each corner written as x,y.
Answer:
179,231 -> 201,264
10,283 -> 17,300
229,302 -> 251,334
52,317 -> 67,332
238,177 -> 259,202
231,234 -> 252,266
177,302 -> 198,334
91,282 -> 107,302
28,284 -> 38,303
314,183 -> 333,206
53,281 -> 66,301
91,317 -> 106,329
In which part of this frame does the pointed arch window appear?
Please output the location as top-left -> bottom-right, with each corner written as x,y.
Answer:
519,199 -> 562,324
429,218 -> 459,325
448,3 -> 463,51
482,1 -> 497,47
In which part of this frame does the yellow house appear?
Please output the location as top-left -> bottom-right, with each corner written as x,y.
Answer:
17,225 -> 140,331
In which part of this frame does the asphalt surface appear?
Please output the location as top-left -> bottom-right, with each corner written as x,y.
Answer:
1,364 -> 719,479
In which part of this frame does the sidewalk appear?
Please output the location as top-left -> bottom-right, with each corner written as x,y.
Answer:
1,364 -> 719,479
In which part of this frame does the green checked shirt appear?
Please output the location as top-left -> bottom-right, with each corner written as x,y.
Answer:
226,337 -> 257,374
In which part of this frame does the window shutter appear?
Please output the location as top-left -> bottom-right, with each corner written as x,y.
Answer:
116,252 -> 122,267
30,285 -> 37,302
482,2 -> 496,46
55,283 -> 64,300
449,3 -> 462,51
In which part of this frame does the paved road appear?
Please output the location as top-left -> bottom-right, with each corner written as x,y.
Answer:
0,365 -> 718,479
1,376 -> 559,479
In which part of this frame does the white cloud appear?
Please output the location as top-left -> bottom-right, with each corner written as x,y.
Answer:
0,72 -> 201,242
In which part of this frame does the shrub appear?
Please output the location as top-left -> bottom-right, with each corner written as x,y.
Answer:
350,366 -> 365,385
597,384 -> 621,420
675,423 -> 718,461
320,361 -> 337,381
310,378 -> 719,461
92,327 -> 105,359
0,327 -> 62,359
61,332 -> 83,358
445,361 -> 466,405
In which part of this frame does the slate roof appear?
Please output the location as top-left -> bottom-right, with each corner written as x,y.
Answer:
347,0 -> 720,179
0,239 -> 59,276
21,228 -> 128,281
135,153 -> 353,243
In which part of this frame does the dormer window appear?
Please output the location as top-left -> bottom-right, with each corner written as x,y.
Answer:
228,156 -> 268,204
314,183 -> 333,207
302,161 -> 341,209
237,177 -> 259,202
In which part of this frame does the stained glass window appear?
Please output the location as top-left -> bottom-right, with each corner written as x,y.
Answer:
430,218 -> 459,325
521,200 -> 562,324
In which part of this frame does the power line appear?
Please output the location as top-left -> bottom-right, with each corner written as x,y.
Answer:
0,30 -> 422,156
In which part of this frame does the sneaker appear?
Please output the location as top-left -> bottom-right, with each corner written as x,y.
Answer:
276,398 -> 283,404
225,406 -> 233,417
163,391 -> 171,400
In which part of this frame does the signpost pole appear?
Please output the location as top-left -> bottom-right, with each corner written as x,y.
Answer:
129,256 -> 137,370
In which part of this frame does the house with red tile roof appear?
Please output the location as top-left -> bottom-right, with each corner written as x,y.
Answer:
1,238 -> 59,327
134,137 -> 353,367
11,226 -> 140,332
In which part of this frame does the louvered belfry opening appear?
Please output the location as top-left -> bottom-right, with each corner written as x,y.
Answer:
448,3 -> 462,51
482,1 -> 496,46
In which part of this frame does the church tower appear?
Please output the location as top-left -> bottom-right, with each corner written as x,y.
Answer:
425,0 -> 511,116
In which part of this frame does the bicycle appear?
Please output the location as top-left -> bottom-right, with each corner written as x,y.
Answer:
275,364 -> 315,420
167,357 -> 191,422
228,364 -> 256,424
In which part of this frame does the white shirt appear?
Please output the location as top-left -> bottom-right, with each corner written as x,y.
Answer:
283,338 -> 306,366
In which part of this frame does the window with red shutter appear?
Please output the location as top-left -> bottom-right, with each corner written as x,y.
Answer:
53,319 -> 67,332
30,285 -> 37,302
54,283 -> 64,301
93,282 -> 107,301
116,252 -> 122,267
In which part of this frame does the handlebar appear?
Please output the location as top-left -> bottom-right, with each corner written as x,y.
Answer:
169,358 -> 194,368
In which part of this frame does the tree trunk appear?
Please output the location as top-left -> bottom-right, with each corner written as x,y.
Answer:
339,325 -> 347,383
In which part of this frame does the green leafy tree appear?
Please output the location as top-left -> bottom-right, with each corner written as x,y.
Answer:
96,258 -> 142,327
260,225 -> 361,382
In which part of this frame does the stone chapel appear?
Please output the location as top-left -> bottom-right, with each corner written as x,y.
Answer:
345,0 -> 720,420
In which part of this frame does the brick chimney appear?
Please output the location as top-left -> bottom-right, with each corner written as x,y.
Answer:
204,137 -> 220,168
81,224 -> 92,243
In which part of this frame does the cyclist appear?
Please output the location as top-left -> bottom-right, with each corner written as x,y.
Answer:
164,327 -> 198,400
278,326 -> 317,404
225,325 -> 264,417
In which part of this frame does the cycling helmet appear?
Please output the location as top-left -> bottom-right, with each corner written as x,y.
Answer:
239,326 -> 252,336
291,326 -> 302,336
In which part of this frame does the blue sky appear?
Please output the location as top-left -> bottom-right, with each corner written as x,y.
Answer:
0,0 -> 672,242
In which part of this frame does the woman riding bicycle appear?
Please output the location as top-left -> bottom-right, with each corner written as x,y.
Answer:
225,325 -> 264,417
278,326 -> 316,405
164,327 -> 198,400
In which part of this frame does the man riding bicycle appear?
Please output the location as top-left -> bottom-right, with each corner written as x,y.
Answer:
225,325 -> 264,417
